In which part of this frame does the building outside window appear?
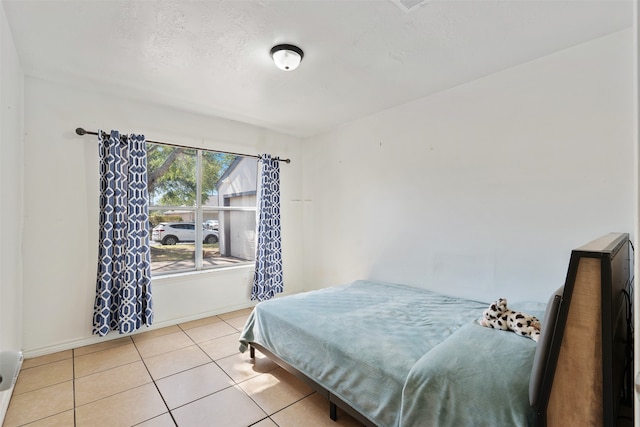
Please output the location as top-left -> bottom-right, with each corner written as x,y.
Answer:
147,142 -> 258,275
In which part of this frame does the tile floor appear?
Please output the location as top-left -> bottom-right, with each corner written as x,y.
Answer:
3,309 -> 363,427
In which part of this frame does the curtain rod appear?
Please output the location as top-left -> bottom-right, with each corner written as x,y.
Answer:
75,128 -> 291,164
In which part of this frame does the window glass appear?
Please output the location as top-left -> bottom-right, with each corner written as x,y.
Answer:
148,144 -> 197,207
147,143 -> 258,276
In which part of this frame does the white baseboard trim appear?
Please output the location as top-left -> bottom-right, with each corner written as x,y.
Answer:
22,303 -> 255,359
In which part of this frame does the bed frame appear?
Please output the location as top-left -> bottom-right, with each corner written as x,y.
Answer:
249,232 -> 632,426
249,343 -> 377,426
531,232 -> 632,427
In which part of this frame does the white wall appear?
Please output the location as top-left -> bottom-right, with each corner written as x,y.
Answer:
11,16 -> 638,360
0,0 -> 24,420
21,77 -> 303,356
302,29 -> 635,304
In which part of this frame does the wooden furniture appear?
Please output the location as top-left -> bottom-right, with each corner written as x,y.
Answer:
531,233 -> 632,427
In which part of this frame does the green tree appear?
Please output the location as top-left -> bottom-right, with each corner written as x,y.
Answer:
147,143 -> 235,206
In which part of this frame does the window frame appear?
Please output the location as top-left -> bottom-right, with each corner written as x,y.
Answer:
148,146 -> 258,276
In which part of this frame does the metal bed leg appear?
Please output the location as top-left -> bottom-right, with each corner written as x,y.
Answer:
250,345 -> 255,359
330,402 -> 337,421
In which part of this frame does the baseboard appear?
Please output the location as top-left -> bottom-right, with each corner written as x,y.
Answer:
22,303 -> 255,358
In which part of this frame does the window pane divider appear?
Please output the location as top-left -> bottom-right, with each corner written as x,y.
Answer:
195,150 -> 203,270
151,206 -> 256,212
202,206 -> 257,212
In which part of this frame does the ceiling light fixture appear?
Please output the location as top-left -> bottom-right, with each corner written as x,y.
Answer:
270,44 -> 304,71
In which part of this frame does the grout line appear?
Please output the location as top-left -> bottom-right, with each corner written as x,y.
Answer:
72,348 -> 77,427
248,415 -> 274,426
73,336 -> 134,358
128,320 -> 254,425
163,383 -> 238,412
14,312 -> 331,427
73,348 -> 141,379
130,335 -> 179,426
18,352 -> 73,371
152,319 -> 270,420
176,315 -> 225,332
231,354 -> 317,422
72,360 -> 153,408
130,413 -> 177,427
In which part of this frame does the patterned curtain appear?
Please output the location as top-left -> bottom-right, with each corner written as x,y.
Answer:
93,130 -> 153,336
252,154 -> 283,301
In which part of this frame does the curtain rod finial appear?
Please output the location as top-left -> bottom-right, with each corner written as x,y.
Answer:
75,128 -> 87,135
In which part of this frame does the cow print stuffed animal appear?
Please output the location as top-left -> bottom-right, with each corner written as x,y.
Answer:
479,298 -> 541,342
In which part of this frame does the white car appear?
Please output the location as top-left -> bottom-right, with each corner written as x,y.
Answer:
204,220 -> 219,230
152,222 -> 219,245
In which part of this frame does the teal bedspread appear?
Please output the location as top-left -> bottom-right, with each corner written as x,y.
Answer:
239,280 -> 542,427
400,321 -> 538,426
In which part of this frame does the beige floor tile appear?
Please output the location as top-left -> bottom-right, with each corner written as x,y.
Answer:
135,331 -> 194,359
75,360 -> 152,406
218,308 -> 253,320
133,413 -> 175,427
178,315 -> 223,330
155,363 -> 234,409
3,381 -> 73,427
74,342 -> 141,377
271,393 -> 364,427
20,410 -> 74,427
144,345 -> 211,380
198,332 -> 242,361
21,410 -> 74,427
74,336 -> 132,357
171,385 -> 267,427
216,352 -> 278,383
183,321 -> 237,343
75,383 -> 167,427
21,350 -> 72,370
6,309 -> 361,427
13,359 -> 73,395
224,314 -> 251,331
238,367 -> 314,415
131,325 -> 183,342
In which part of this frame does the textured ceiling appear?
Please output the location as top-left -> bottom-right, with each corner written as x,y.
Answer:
2,0 -> 633,138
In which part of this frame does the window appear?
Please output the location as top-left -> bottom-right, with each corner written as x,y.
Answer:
147,142 -> 258,275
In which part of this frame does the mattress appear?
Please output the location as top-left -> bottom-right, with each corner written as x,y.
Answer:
239,280 -> 541,427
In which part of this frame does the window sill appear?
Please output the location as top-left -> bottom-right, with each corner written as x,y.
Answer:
151,263 -> 254,283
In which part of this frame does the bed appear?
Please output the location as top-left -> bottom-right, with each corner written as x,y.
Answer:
239,233 -> 632,427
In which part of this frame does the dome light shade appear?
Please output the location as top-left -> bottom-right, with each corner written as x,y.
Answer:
270,44 -> 304,71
